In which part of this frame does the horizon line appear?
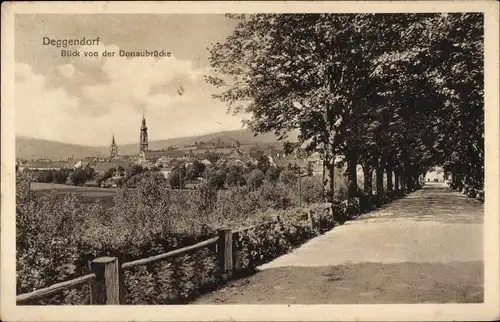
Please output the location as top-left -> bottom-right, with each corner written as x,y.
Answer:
15,127 -> 300,148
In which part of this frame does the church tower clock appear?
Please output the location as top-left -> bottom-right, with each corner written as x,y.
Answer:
140,114 -> 149,153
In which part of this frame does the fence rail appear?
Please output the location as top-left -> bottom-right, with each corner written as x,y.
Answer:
16,209 -> 321,305
122,236 -> 219,269
232,219 -> 278,234
16,273 -> 96,304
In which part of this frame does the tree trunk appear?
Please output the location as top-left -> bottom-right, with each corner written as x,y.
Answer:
406,168 -> 414,191
399,172 -> 405,191
386,164 -> 393,192
322,156 -> 335,203
456,172 -> 464,191
394,170 -> 400,191
345,151 -> 358,198
362,163 -> 372,195
375,160 -> 384,195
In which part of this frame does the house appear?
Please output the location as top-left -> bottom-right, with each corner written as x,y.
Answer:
200,159 -> 212,166
306,152 -> 323,175
74,160 -> 92,169
266,155 -> 277,168
144,150 -> 187,161
137,149 -> 188,166
94,160 -> 130,174
160,168 -> 173,179
226,149 -> 251,162
156,156 -> 170,168
227,159 -> 246,168
274,158 -> 305,170
218,148 -> 255,168
100,176 -> 125,188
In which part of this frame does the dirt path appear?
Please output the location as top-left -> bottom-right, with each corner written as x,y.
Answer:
194,183 -> 484,304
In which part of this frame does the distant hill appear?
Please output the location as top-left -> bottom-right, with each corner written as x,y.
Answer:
16,129 -> 298,160
105,129 -> 299,155
16,136 -> 107,160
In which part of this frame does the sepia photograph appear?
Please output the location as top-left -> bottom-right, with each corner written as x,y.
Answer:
1,1 -> 499,321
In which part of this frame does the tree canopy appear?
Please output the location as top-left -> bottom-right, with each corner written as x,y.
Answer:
207,13 -> 484,198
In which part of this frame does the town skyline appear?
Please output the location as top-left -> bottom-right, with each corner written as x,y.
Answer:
15,117 -> 255,148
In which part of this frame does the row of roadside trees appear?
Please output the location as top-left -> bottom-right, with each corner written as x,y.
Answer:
206,13 -> 484,201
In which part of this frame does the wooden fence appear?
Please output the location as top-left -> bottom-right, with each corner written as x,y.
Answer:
16,211 -> 322,305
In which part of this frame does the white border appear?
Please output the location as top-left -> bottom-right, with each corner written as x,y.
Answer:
1,1 -> 499,321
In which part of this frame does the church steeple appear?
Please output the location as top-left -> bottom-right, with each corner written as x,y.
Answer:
110,134 -> 118,159
140,114 -> 149,153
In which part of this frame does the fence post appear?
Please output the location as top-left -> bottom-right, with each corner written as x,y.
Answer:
309,209 -> 321,235
308,210 -> 320,235
90,257 -> 120,305
217,228 -> 233,273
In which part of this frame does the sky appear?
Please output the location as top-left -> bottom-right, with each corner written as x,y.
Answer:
15,14 -> 246,146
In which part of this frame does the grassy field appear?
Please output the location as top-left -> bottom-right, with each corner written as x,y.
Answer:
31,182 -> 119,204
29,165 -> 383,207
30,182 -> 200,204
31,182 -> 117,192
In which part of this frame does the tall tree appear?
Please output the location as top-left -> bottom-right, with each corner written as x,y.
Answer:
208,13 -> 484,199
207,14 -> 388,199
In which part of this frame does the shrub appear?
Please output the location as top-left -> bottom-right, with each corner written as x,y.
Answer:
279,169 -> 296,185
265,167 -> 281,183
209,170 -> 226,189
70,169 -> 87,186
169,168 -> 186,189
309,203 -> 335,233
232,210 -> 314,275
18,163 -> 403,305
225,165 -> 246,187
36,170 -> 54,183
247,169 -> 265,190
16,173 -> 82,295
126,164 -> 145,180
256,181 -> 293,210
53,169 -> 72,184
97,168 -> 115,185
300,176 -> 323,204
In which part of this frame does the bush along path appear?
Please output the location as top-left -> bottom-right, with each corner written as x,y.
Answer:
194,182 -> 483,304
117,184 -> 416,305
16,172 -> 416,305
446,179 -> 484,203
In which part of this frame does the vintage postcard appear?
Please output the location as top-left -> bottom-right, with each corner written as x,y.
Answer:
1,1 -> 499,321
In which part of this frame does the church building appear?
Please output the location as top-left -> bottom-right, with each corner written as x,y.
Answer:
138,115 -> 150,165
110,134 -> 118,159
140,114 -> 149,153
136,115 -> 188,167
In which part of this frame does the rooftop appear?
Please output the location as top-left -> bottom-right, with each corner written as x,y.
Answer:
94,160 -> 131,172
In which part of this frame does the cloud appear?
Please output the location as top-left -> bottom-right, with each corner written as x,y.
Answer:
15,44 -> 245,147
79,43 -> 203,116
16,63 -> 80,141
56,64 -> 76,79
